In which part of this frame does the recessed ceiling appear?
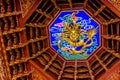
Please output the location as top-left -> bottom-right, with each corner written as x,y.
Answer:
0,0 -> 120,80
50,10 -> 100,60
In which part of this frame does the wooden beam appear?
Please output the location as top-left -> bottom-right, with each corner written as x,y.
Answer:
102,35 -> 120,41
44,53 -> 58,71
36,9 -> 53,19
29,60 -> 55,80
93,5 -> 106,17
86,61 -> 94,80
0,33 -> 11,79
84,0 -> 88,7
0,11 -> 22,18
89,0 -> 99,9
98,60 -> 120,80
101,0 -> 120,17
40,0 -> 48,9
12,71 -> 33,80
25,23 -> 46,28
45,4 -> 53,12
94,54 -> 108,71
58,62 -> 66,80
30,13 -> 39,22
51,0 -> 60,9
74,60 -> 77,80
68,0 -> 73,9
22,0 -> 42,24
33,14 -> 42,23
102,11 -> 111,20
103,47 -> 120,59
102,18 -> 120,25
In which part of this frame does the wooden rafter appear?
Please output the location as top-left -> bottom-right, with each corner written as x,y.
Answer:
74,60 -> 77,80
51,0 -> 60,9
103,47 -> 120,59
36,9 -> 53,19
94,54 -> 108,71
31,13 -> 39,22
9,46 -> 49,66
41,0 -> 49,9
25,23 -> 46,28
58,62 -> 66,80
101,0 -> 120,17
89,0 -> 99,9
45,4 -> 53,12
29,60 -> 55,80
84,0 -> 88,7
98,61 -> 120,80
68,0 -> 73,8
35,15 -> 43,23
102,18 -> 120,25
0,33 -> 11,79
102,35 -> 120,41
102,11 -> 111,20
105,8 -> 117,18
22,0 -> 42,24
86,61 -> 94,80
12,71 -> 33,80
44,53 -> 58,71
93,5 -> 106,17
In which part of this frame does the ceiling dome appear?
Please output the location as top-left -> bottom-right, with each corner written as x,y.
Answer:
0,0 -> 120,80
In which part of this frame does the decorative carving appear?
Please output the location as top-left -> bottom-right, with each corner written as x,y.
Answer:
0,53 -> 7,80
30,27 -> 33,39
32,69 -> 46,80
36,28 -> 40,38
9,50 -> 15,62
57,12 -> 97,54
31,43 -> 37,54
6,34 -> 13,46
6,0 -> 12,12
12,71 -> 32,80
0,2 -> 6,13
12,65 -> 18,75
50,10 -> 100,60
9,16 -> 15,29
0,11 -> 22,18
109,0 -> 120,11
12,33 -> 19,45
3,17 -> 9,31
15,48 -> 21,59
25,23 -> 46,28
21,0 -> 36,16
18,64 -> 23,73
37,41 -> 41,51
106,68 -> 120,80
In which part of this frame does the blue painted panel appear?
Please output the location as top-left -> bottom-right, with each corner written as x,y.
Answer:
50,10 -> 100,60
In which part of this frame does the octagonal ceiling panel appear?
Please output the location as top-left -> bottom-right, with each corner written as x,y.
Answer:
50,10 -> 100,60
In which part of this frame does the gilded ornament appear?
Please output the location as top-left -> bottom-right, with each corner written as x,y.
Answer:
58,15 -> 96,54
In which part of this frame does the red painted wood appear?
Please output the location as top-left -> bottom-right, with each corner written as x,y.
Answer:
29,60 -> 56,80
98,61 -> 120,80
22,0 -> 42,24
101,0 -> 120,17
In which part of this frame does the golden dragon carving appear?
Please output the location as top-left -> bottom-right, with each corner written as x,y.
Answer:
58,18 -> 96,54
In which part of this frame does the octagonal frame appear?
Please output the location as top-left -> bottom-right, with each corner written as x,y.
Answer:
48,9 -> 102,60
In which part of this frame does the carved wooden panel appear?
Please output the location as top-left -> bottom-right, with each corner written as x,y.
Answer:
106,68 -> 120,80
21,0 -> 37,16
32,68 -> 47,80
109,0 -> 120,11
0,54 -> 7,80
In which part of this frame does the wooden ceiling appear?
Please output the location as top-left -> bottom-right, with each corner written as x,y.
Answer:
0,0 -> 120,80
